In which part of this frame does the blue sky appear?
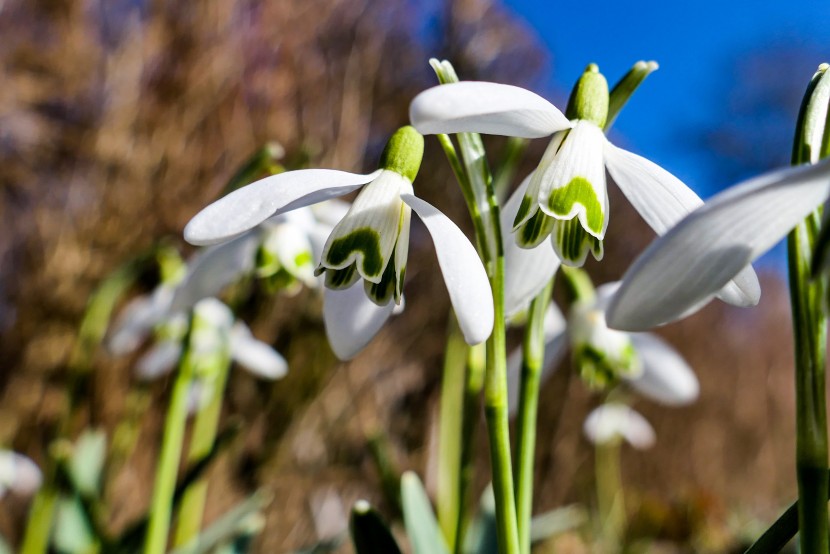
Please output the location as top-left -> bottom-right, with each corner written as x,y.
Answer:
503,0 -> 830,194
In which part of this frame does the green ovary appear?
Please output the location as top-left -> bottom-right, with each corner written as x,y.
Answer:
547,176 -> 604,235
325,227 -> 385,278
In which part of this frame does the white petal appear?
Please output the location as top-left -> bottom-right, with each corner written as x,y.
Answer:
323,283 -> 395,360
184,169 -> 381,246
229,323 -> 288,379
170,230 -> 260,314
107,286 -> 174,355
627,333 -> 699,406
409,82 -> 571,139
502,173 -> 561,316
311,199 -> 351,228
538,121 -> 609,239
402,194 -> 494,344
0,451 -> 42,497
604,142 -> 761,307
262,222 -> 316,287
607,159 -> 830,331
320,171 -> 410,283
583,404 -> 655,450
135,339 -> 182,380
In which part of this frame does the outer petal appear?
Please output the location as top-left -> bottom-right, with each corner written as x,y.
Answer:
135,339 -> 182,380
607,159 -> 830,331
184,169 -> 381,246
169,230 -> 260,314
107,285 -> 175,355
229,323 -> 288,379
627,333 -> 699,406
0,451 -> 42,497
503,173 -> 561,316
604,141 -> 760,308
402,194 -> 494,345
583,404 -> 655,450
324,283 -> 395,360
409,82 -> 571,139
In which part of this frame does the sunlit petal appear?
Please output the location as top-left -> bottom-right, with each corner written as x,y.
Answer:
410,81 -> 570,138
402,194 -> 494,344
607,159 -> 830,331
604,141 -> 760,307
627,333 -> 699,406
583,404 -> 655,449
229,323 -> 288,379
184,169 -> 381,245
323,283 -> 395,360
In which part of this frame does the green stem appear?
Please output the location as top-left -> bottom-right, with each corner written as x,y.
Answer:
173,357 -> 232,549
484,255 -> 520,554
514,281 -> 553,554
20,486 -> 59,554
788,65 -> 830,554
595,440 -> 625,552
144,346 -> 196,554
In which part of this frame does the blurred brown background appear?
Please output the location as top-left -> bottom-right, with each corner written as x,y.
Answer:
0,0 -> 805,551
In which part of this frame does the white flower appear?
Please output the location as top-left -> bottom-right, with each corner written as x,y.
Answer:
409,64 -> 759,309
0,450 -> 42,498
606,158 -> 830,331
184,126 -> 494,360
136,298 -> 287,384
583,403 -> 656,450
507,282 -> 699,413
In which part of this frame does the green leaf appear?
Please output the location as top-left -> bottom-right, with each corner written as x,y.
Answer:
349,500 -> 402,554
401,472 -> 449,554
605,61 -> 659,131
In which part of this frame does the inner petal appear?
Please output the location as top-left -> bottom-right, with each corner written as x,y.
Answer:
551,217 -> 604,267
537,120 -> 608,238
319,170 -> 408,283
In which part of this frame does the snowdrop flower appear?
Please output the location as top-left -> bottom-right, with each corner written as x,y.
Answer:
583,403 -> 655,450
0,450 -> 42,498
410,63 -> 759,307
184,126 -> 493,360
508,281 -> 699,410
607,158 -> 830,331
137,298 -> 287,388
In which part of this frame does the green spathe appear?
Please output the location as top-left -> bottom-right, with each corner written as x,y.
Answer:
566,64 -> 609,128
379,126 -> 424,182
548,176 -> 604,235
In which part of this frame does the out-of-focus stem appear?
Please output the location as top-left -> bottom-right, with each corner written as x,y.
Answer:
514,281 -> 553,554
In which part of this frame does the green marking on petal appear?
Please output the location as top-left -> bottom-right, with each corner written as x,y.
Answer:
294,251 -> 313,268
512,195 -> 535,229
379,126 -> 424,182
552,218 -> 603,267
325,227 -> 385,278
547,176 -> 604,235
365,257 -> 397,306
516,210 -> 555,248
323,265 -> 360,289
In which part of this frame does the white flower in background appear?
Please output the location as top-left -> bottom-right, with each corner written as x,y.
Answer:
410,63 -> 759,308
137,298 -> 287,389
583,403 -> 655,450
607,158 -> 830,331
184,126 -> 494,360
0,450 -> 42,498
507,281 -> 699,413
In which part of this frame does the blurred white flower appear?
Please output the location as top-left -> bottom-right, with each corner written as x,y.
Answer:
583,403 -> 655,450
0,450 -> 42,498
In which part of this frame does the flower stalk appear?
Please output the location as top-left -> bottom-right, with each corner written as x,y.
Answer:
513,280 -> 554,554
788,63 -> 830,554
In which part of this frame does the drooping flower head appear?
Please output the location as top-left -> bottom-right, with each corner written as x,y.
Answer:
184,126 -> 493,359
410,61 -> 759,310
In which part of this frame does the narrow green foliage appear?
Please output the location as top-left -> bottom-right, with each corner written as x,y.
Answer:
401,472 -> 450,554
605,61 -> 659,131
